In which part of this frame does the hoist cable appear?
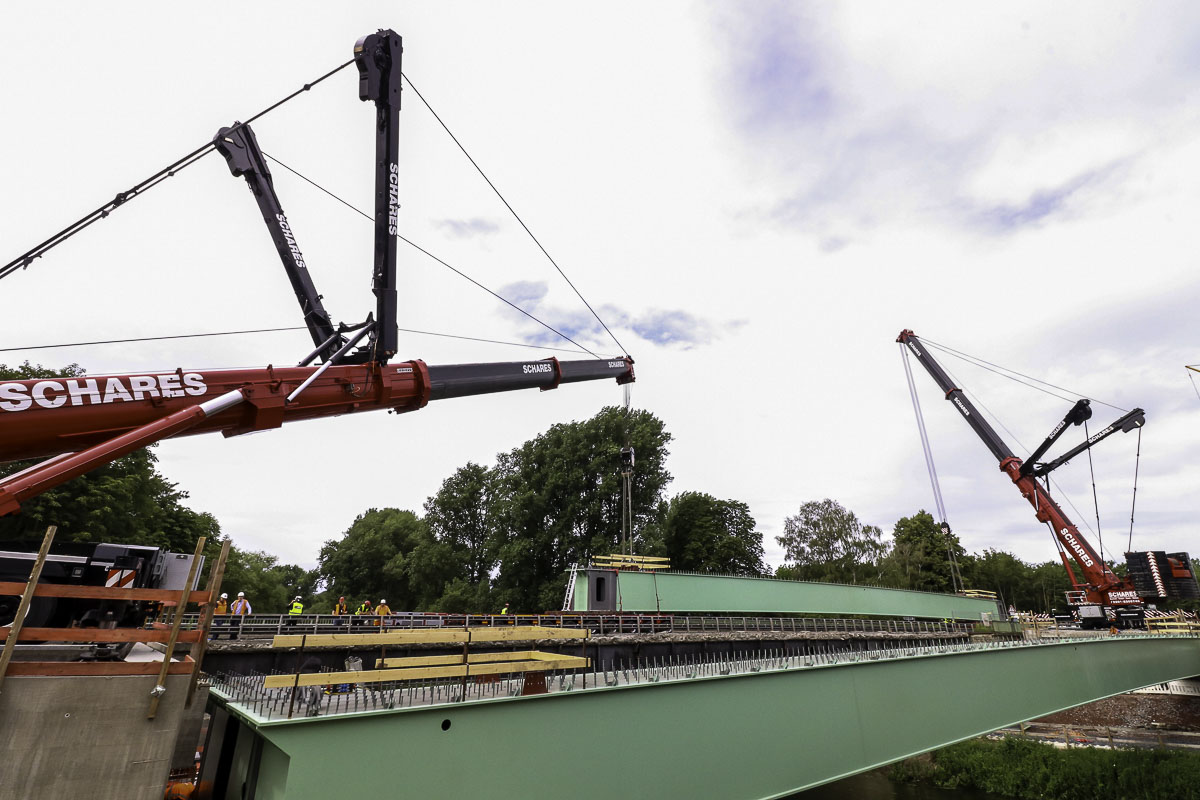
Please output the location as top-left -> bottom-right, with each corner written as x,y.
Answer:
401,73 -> 629,356
0,325 -> 614,358
1083,419 -> 1105,566
922,338 -> 1127,412
1,59 -> 355,282
1128,426 -> 1142,553
901,345 -> 962,592
901,345 -> 949,524
261,152 -> 602,359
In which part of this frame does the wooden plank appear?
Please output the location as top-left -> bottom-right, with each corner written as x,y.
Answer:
0,627 -> 203,644
469,626 -> 588,642
0,525 -> 57,695
262,655 -> 591,689
0,582 -> 212,604
187,539 -> 230,708
4,659 -> 195,677
271,625 -> 588,649
272,630 -> 472,648
378,651 -> 540,668
149,536 -> 205,718
377,654 -> 467,668
594,554 -> 669,562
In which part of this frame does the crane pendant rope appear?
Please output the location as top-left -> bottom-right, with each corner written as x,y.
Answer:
1083,419 -> 1105,566
1128,425 -> 1142,553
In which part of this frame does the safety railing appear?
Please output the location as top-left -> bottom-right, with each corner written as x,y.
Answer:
1146,618 -> 1200,635
195,612 -> 975,639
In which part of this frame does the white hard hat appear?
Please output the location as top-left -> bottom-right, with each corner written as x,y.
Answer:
294,596 -> 302,602
237,592 -> 245,597
380,599 -> 387,604
220,593 -> 228,599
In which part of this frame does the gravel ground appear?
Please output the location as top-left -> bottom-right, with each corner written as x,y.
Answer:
1035,694 -> 1200,731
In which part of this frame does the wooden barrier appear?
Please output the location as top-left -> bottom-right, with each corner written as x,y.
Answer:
265,625 -> 591,706
0,532 -> 224,707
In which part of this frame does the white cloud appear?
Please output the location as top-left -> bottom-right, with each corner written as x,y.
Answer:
0,1 -> 1197,582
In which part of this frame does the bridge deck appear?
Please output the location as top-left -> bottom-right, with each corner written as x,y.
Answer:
203,633 -> 1200,799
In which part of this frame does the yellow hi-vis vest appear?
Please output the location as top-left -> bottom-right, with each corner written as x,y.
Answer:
289,601 -> 304,615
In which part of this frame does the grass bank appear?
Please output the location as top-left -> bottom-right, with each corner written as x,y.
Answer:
889,737 -> 1200,800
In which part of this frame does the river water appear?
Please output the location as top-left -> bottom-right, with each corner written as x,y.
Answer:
790,770 -> 1005,799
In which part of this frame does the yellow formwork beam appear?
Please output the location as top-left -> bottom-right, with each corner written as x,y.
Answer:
377,651 -> 570,669
262,653 -> 590,689
593,555 -> 669,564
271,625 -> 588,649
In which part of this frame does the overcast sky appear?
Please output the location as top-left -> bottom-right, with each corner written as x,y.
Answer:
1,2 -> 1197,576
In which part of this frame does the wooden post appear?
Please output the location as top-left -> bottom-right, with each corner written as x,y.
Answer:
185,539 -> 231,708
459,623 -> 471,702
0,525 -> 57,696
286,634 -> 308,719
147,536 -> 205,719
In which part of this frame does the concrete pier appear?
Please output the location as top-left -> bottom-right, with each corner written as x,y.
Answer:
0,673 -> 195,800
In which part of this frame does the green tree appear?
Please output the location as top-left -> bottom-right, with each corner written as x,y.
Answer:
220,546 -> 316,614
775,499 -> 886,584
663,491 -> 765,575
316,508 -> 449,610
490,406 -> 672,611
1028,560 -> 1073,614
424,462 -> 497,585
880,510 -> 966,593
963,548 -> 1031,611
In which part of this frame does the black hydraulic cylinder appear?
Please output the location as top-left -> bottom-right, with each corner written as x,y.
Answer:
897,330 -> 1016,464
1022,399 -> 1092,475
427,357 -> 634,401
214,123 -> 346,363
355,29 -> 403,365
1024,407 -> 1145,478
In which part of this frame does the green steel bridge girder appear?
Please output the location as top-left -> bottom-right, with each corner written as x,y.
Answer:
218,636 -> 1200,800
575,569 -> 1004,620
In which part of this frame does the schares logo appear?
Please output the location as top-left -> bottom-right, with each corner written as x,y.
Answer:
388,163 -> 399,235
0,374 -> 207,412
1061,529 -> 1095,568
275,214 -> 308,271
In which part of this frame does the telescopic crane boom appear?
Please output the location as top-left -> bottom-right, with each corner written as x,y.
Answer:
0,29 -> 635,517
896,330 -> 1144,624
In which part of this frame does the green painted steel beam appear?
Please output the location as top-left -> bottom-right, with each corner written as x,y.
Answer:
213,635 -> 1200,799
576,569 -> 1003,620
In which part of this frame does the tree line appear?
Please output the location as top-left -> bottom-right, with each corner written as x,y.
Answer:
2,360 -> 1168,617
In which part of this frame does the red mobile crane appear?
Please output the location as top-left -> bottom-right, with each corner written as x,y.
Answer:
0,29 -> 633,517
897,330 -> 1149,628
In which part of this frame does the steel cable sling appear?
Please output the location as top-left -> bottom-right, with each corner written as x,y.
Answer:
1,59 -> 355,281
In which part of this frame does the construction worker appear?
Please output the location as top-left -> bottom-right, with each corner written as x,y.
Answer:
500,603 -> 509,615
287,595 -> 304,626
211,592 -> 229,640
229,591 -> 251,640
354,598 -> 372,627
332,596 -> 348,627
375,598 -> 392,627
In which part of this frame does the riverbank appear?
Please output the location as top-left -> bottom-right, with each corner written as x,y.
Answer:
889,736 -> 1200,800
